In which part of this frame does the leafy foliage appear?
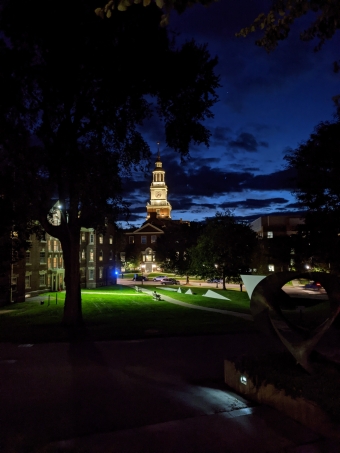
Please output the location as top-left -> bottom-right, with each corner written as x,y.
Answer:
95,0 -> 218,26
285,120 -> 340,272
285,121 -> 340,212
189,211 -> 257,288
156,221 -> 204,282
237,0 -> 340,53
0,0 -> 219,325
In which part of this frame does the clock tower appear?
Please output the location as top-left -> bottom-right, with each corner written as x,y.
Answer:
146,147 -> 172,220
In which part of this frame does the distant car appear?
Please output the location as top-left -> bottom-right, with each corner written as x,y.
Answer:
304,281 -> 322,291
160,278 -> 180,285
132,275 -> 149,281
153,275 -> 166,281
206,278 -> 222,283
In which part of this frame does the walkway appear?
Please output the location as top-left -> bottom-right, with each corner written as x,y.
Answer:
1,334 -> 339,452
139,287 -> 253,321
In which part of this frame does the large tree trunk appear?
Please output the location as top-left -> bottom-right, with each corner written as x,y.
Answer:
60,229 -> 83,327
40,214 -> 83,328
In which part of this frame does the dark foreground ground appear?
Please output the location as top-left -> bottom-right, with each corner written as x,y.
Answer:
1,331 -> 340,453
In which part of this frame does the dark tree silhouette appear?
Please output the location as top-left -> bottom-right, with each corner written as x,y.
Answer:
0,0 -> 219,327
237,0 -> 340,53
285,120 -> 340,272
190,211 -> 257,289
155,221 -> 204,284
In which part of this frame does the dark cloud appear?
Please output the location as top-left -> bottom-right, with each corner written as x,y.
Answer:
211,125 -> 232,146
220,197 -> 289,210
285,202 -> 305,210
121,158 -> 297,216
227,132 -> 268,152
244,168 -> 297,191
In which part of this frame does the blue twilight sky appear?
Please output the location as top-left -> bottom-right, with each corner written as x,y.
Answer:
119,0 -> 340,228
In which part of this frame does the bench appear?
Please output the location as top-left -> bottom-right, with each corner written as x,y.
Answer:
152,292 -> 161,301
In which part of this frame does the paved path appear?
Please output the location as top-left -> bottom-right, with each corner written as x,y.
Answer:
1,334 -> 339,452
6,283 -> 339,452
139,287 -> 253,321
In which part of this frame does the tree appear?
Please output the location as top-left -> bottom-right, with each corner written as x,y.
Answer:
237,1 -> 340,116
237,0 -> 340,53
155,221 -> 203,283
285,120 -> 340,272
95,0 -> 218,25
189,212 -> 257,289
0,0 -> 219,327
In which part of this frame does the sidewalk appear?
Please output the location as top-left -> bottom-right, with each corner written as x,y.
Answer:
1,335 -> 339,453
139,286 -> 253,321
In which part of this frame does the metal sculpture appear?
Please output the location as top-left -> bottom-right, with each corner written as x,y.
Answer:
248,272 -> 340,373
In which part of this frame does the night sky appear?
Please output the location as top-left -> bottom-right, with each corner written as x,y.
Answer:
120,0 -> 339,227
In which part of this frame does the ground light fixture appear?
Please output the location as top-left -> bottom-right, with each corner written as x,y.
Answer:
240,375 -> 247,385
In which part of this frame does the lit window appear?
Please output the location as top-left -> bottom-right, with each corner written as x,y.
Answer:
89,269 -> 94,280
129,236 -> 134,244
151,235 -> 157,243
48,255 -> 51,268
59,255 -> 63,267
40,249 -> 46,263
11,276 -> 18,288
89,249 -> 94,262
268,264 -> 275,272
53,256 -> 57,268
99,267 -> 103,279
81,232 -> 86,241
81,249 -> 85,259
99,250 -> 103,261
25,275 -> 31,288
109,236 -> 113,244
141,236 -> 147,244
267,231 -> 273,238
290,259 -> 295,266
53,241 -> 58,252
99,234 -> 103,244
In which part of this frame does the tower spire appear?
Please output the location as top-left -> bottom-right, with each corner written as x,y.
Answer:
146,143 -> 172,220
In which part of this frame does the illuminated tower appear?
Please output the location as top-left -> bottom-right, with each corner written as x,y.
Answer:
146,145 -> 172,220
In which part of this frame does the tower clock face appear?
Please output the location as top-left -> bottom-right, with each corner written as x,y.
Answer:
155,191 -> 162,198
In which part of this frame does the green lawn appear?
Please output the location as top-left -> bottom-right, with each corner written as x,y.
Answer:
0,285 -> 256,343
151,285 -> 251,313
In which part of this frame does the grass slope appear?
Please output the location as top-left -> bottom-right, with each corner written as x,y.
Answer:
0,286 -> 255,343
